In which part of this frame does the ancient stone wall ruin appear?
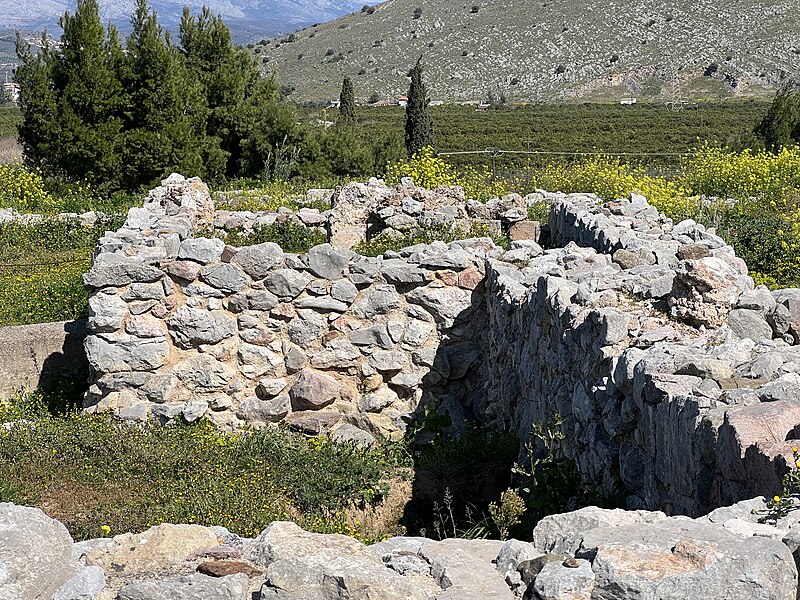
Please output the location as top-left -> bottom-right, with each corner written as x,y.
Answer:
83,174 -> 800,517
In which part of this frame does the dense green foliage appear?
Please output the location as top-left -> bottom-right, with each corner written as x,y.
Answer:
0,105 -> 21,137
404,57 -> 434,156
14,0 -> 304,191
221,221 -> 326,253
0,391 -> 409,541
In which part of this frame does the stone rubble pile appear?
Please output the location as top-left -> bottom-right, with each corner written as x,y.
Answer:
2,500 -> 797,600
82,174 -> 800,519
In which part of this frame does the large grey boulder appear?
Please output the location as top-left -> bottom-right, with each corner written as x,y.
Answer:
577,518 -> 797,600
0,503 -> 82,600
305,244 -> 351,280
178,237 -> 225,264
231,242 -> 284,280
52,566 -> 106,600
244,522 -> 437,600
533,506 -> 667,554
117,573 -> 249,600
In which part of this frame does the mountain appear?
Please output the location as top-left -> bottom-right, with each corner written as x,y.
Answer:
0,0 -> 381,41
255,0 -> 800,103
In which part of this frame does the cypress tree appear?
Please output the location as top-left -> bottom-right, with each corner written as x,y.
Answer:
404,56 -> 434,156
338,76 -> 357,127
756,84 -> 800,152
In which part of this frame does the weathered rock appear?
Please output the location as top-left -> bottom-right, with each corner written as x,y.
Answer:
306,244 -> 351,280
532,558 -> 594,600
578,518 -> 797,600
728,308 -> 774,342
84,263 -> 164,289
84,524 -> 220,575
0,503 -> 82,600
237,395 -> 290,422
264,269 -> 312,299
197,560 -> 262,579
231,242 -> 284,279
201,263 -> 247,293
178,238 -> 225,264
52,566 -> 106,600
167,307 -> 236,347
533,506 -> 667,555
290,368 -> 340,410
117,573 -> 249,600
244,521 -> 437,600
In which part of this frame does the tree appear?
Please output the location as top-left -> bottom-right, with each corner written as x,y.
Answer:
120,0 -> 214,189
338,76 -> 356,127
179,7 -> 255,177
404,56 -> 434,156
16,0 -> 124,189
15,33 -> 59,174
755,84 -> 800,152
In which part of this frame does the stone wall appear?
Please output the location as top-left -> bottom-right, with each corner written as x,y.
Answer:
0,320 -> 88,396
83,174 -> 800,516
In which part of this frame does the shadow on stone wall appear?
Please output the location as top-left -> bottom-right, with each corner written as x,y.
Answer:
34,320 -> 90,413
399,284 -> 519,536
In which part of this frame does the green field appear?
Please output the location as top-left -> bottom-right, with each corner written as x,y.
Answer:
305,100 -> 770,173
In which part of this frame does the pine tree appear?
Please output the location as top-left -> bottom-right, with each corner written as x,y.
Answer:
756,84 -> 800,152
53,0 -> 124,189
16,0 -> 125,189
121,0 -> 212,189
15,33 -> 59,173
338,76 -> 356,127
404,56 -> 434,156
180,7 -> 255,177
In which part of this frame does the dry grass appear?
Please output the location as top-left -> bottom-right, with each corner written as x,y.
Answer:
0,136 -> 21,164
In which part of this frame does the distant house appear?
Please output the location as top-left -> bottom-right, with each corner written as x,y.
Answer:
370,99 -> 393,107
327,99 -> 341,109
620,97 -> 637,105
476,101 -> 491,111
2,83 -> 20,104
396,95 -> 409,106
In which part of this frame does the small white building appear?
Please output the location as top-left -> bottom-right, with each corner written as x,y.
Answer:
2,82 -> 20,104
620,97 -> 637,105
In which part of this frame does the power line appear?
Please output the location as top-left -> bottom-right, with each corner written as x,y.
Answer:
438,148 -> 695,157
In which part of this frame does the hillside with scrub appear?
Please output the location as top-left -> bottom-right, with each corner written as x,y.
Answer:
253,0 -> 800,103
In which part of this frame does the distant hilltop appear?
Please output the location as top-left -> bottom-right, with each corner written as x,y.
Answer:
0,0 -> 381,41
254,0 -> 800,103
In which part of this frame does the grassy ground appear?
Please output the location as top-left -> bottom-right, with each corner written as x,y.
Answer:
0,217 -> 123,326
0,390 -> 411,542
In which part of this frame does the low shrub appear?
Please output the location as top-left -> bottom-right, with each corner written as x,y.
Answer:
353,221 -> 509,257
221,221 -> 327,253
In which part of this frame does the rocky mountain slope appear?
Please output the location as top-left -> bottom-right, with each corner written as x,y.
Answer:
257,0 -> 800,103
0,0 -> 380,40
